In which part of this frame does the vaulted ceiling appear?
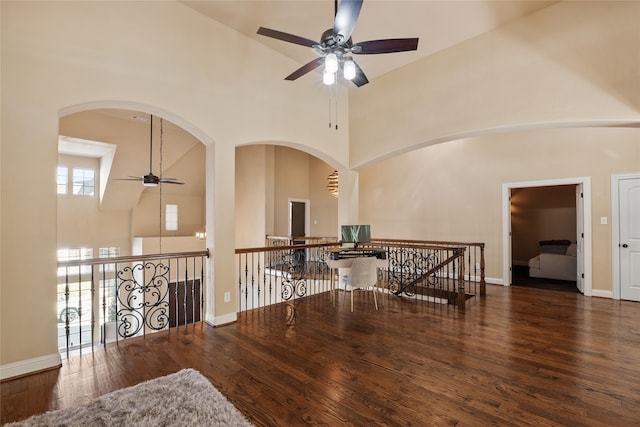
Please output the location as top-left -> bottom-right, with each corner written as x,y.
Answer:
59,1 -> 559,213
182,0 -> 556,85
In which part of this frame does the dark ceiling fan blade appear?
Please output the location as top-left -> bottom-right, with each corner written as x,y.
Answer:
333,0 -> 363,44
114,177 -> 143,181
285,57 -> 325,81
351,60 -> 369,87
353,38 -> 419,54
159,180 -> 184,185
257,27 -> 318,48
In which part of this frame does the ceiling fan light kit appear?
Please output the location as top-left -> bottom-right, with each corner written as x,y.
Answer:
343,59 -> 356,81
323,68 -> 336,85
257,0 -> 418,87
325,52 -> 339,73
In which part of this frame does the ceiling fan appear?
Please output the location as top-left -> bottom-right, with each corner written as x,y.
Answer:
257,0 -> 418,87
116,114 -> 184,187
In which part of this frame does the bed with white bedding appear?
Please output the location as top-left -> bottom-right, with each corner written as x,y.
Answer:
528,240 -> 577,281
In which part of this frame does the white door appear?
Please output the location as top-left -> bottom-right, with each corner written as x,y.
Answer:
620,178 -> 640,301
576,184 -> 584,293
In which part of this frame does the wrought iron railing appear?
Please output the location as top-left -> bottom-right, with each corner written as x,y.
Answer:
237,237 -> 485,313
236,242 -> 338,311
360,242 -> 469,309
370,238 -> 486,297
56,250 -> 208,359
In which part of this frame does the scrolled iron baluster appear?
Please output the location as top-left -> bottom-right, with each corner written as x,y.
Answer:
143,261 -> 170,308
281,276 -> 294,301
116,261 -> 170,338
117,309 -> 143,338
145,304 -> 170,331
295,277 -> 307,298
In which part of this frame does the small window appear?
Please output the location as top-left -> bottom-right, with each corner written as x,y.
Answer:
166,204 -> 178,231
57,247 -> 93,276
72,168 -> 95,196
99,246 -> 120,272
57,167 -> 68,194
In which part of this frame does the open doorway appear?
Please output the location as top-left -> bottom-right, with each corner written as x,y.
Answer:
288,198 -> 310,239
502,178 -> 592,296
511,185 -> 579,292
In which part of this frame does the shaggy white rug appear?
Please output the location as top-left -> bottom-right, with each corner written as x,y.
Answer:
7,368 -> 254,426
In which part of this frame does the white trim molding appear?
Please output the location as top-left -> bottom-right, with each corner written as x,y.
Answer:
591,289 -> 613,299
206,312 -> 237,327
502,177 -> 592,296
0,353 -> 62,381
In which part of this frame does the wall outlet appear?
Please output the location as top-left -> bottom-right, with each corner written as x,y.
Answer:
224,292 -> 231,303
475,262 -> 481,270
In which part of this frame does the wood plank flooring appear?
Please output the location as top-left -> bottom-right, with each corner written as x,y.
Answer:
3,285 -> 640,426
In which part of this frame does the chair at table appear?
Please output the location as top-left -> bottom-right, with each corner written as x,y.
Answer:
347,257 -> 379,312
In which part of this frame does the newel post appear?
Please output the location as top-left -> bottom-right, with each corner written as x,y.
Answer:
456,248 -> 466,311
480,244 -> 486,297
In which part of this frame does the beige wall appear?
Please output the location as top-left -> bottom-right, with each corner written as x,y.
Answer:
236,145 -> 339,245
359,127 -> 640,291
57,154 -> 132,255
350,1 -> 640,168
274,147 -> 310,236
309,160 -> 339,237
2,0 -> 639,377
1,1 -> 348,371
132,193 -> 204,239
235,145 -> 269,249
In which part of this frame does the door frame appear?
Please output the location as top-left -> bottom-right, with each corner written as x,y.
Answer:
502,177 -> 592,295
288,198 -> 310,237
611,172 -> 640,300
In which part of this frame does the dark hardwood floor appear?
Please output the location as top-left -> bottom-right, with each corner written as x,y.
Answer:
511,265 -> 580,293
3,285 -> 640,426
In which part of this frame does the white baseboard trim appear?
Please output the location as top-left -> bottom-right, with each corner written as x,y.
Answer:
206,311 -> 237,327
591,289 -> 613,299
435,271 -> 503,286
1,353 -> 62,381
485,276 -> 503,285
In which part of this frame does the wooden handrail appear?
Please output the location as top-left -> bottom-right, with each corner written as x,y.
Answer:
57,250 -> 210,267
237,242 -> 338,254
371,238 -> 484,248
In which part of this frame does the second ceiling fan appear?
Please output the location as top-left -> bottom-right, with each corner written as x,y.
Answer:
117,114 -> 184,187
257,0 -> 419,87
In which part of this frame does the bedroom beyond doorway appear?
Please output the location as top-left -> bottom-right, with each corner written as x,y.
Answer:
510,184 -> 580,292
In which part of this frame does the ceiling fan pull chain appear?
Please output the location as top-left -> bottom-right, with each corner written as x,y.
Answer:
159,118 -> 164,181
159,117 -> 164,253
149,115 -> 154,174
335,80 -> 339,130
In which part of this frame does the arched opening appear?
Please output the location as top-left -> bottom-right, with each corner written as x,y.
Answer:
56,106 -> 208,355
235,144 -> 340,249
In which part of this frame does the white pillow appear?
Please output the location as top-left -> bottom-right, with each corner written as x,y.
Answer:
566,243 -> 577,256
